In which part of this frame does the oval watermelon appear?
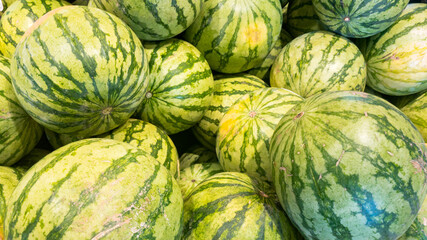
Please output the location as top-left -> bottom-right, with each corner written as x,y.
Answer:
270,90 -> 427,239
11,6 -> 149,138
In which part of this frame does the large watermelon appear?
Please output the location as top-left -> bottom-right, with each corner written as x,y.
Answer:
11,6 -> 149,138
0,0 -> 70,58
178,162 -> 223,199
284,0 -> 327,37
0,167 -> 23,239
183,172 -> 302,239
216,87 -> 304,182
312,0 -> 409,38
184,0 -> 282,73
4,138 -> 183,239
401,91 -> 427,141
192,74 -> 267,150
89,0 -> 202,41
270,31 -> 366,98
0,55 -> 43,166
270,90 -> 427,239
134,38 -> 214,135
363,4 -> 427,96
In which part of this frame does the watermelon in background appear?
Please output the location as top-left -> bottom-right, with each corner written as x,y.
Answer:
0,55 -> 43,166
312,0 -> 409,38
4,138 -> 184,239
0,167 -> 23,239
284,0 -> 327,38
135,38 -> 214,135
12,148 -> 50,173
178,162 -> 223,199
270,90 -> 427,239
364,3 -> 427,96
44,128 -> 85,149
0,0 -> 71,58
184,0 -> 282,73
183,172 -> 302,239
216,87 -> 304,182
90,0 -> 202,41
179,144 -> 218,170
401,91 -> 427,141
271,31 -> 366,98
11,6 -> 149,138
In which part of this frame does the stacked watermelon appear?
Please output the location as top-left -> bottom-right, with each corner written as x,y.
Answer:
0,0 -> 426,239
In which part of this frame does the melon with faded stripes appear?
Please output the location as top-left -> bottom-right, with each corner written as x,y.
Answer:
0,167 -> 22,239
184,0 -> 282,73
363,4 -> 427,96
11,6 -> 149,138
270,90 -> 427,240
4,138 -> 183,239
0,0 -> 70,58
216,87 -> 304,182
90,0 -> 202,41
134,38 -> 214,135
270,31 -> 366,98
0,55 -> 43,166
183,172 -> 302,239
312,0 -> 409,38
192,74 -> 267,150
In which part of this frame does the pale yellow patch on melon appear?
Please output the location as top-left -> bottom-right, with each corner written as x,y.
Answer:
241,21 -> 268,46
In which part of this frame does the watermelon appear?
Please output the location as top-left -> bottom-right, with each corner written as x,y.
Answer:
0,0 -> 70,58
179,144 -> 218,170
102,118 -> 180,177
0,0 -> 18,14
45,128 -> 85,149
401,91 -> 427,141
363,4 -> 427,96
192,74 -> 267,151
284,0 -> 327,38
0,167 -> 23,239
312,0 -> 409,38
90,0 -> 202,41
270,90 -> 427,239
0,55 -> 43,166
400,184 -> 427,239
271,31 -> 366,98
184,0 -> 283,73
134,38 -> 214,135
183,172 -> 302,239
4,138 -> 183,239
11,6 -> 149,138
216,87 -> 304,182
178,162 -> 223,199
12,148 -> 50,172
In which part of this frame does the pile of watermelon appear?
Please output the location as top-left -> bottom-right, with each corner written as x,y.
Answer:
0,0 -> 426,239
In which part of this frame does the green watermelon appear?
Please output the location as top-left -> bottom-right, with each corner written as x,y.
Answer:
134,38 -> 214,135
312,0 -> 409,38
4,138 -> 183,239
184,0 -> 283,73
192,74 -> 267,150
401,91 -> 427,141
0,167 -> 23,239
400,181 -> 427,239
270,90 -> 427,239
178,162 -> 223,199
90,0 -> 202,41
363,4 -> 427,96
102,118 -> 180,177
11,6 -> 149,138
216,87 -> 304,182
0,55 -> 43,166
0,0 -> 70,58
284,0 -> 327,37
12,148 -> 50,172
270,31 -> 366,98
183,172 -> 302,239
179,144 -> 218,170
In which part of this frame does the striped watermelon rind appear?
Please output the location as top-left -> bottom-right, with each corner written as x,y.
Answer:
284,0 -> 327,38
4,138 -> 183,239
178,162 -> 223,199
270,31 -> 367,98
401,91 -> 427,141
270,90 -> 427,239
364,3 -> 427,96
0,167 -> 22,239
134,38 -> 214,135
216,87 -> 304,182
11,6 -> 149,138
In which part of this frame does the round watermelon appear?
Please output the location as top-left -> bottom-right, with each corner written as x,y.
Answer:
312,0 -> 409,38
0,0 -> 70,58
270,31 -> 367,98
134,38 -> 214,135
363,4 -> 427,96
4,138 -> 183,239
184,0 -> 283,73
11,6 -> 149,138
270,90 -> 427,239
